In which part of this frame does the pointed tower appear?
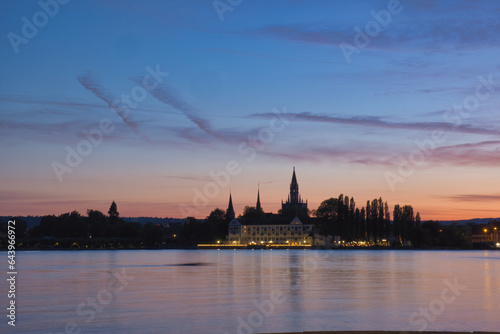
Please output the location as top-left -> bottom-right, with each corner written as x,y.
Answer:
226,192 -> 235,220
282,167 -> 307,212
256,184 -> 262,212
289,166 -> 299,205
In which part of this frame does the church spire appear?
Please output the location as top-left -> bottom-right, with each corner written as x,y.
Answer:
289,166 -> 299,205
256,183 -> 262,212
282,167 -> 308,214
226,192 -> 235,220
291,166 -> 297,185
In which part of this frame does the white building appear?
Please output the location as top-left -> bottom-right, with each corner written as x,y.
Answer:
226,168 -> 315,246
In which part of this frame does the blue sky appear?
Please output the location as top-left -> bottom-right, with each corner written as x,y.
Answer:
1,0 -> 500,219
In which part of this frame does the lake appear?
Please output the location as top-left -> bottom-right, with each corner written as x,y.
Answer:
1,249 -> 499,333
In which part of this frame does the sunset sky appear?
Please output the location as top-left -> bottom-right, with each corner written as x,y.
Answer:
1,0 -> 500,220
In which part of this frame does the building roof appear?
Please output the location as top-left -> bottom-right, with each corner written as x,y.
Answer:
228,218 -> 240,226
226,193 -> 235,219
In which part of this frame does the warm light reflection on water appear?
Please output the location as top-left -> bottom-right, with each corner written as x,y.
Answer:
1,250 -> 499,333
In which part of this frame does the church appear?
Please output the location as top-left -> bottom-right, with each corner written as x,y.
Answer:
226,168 -> 315,246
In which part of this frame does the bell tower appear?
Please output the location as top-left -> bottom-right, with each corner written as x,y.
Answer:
282,167 -> 307,212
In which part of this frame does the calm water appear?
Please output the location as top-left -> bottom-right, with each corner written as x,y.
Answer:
1,249 -> 499,333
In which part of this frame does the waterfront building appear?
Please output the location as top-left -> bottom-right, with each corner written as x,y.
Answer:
227,168 -> 315,246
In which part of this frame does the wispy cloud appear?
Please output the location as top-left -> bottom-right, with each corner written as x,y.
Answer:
249,17 -> 500,53
78,73 -> 151,142
0,119 -> 97,145
149,174 -> 214,182
443,194 -> 500,202
0,95 -> 181,116
135,80 -> 218,137
427,140 -> 500,167
0,95 -> 108,111
252,111 -> 500,136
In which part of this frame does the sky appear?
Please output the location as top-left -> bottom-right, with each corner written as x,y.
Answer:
1,0 -> 500,220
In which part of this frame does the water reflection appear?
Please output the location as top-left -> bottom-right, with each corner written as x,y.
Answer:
3,250 -> 499,333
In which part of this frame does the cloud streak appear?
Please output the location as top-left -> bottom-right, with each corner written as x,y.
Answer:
444,194 -> 500,202
135,80 -> 219,138
252,111 -> 500,136
249,16 -> 500,54
78,73 -> 151,142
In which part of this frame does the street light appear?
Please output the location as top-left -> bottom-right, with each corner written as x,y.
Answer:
484,229 -> 488,233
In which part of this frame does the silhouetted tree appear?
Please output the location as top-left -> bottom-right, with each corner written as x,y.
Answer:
314,197 -> 339,236
366,200 -> 372,239
39,215 -> 58,237
348,197 -> 356,240
206,208 -> 227,240
384,202 -> 390,239
120,221 -> 143,239
57,211 -> 86,238
180,217 -> 217,245
393,204 -> 402,240
143,222 -> 163,246
241,206 -> 265,221
108,201 -> 119,224
87,209 -> 108,238
359,207 -> 366,239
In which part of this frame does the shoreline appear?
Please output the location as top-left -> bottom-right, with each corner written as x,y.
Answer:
2,246 -> 499,251
258,332 -> 500,334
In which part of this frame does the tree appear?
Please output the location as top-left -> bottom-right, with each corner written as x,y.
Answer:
120,221 -> 143,239
393,204 -> 402,240
58,211 -> 86,238
384,202 -> 390,239
108,201 -> 119,224
180,217 -> 216,245
366,200 -> 372,239
38,214 -> 58,237
377,198 -> 384,240
359,207 -> 366,239
369,199 -> 379,240
348,197 -> 356,241
315,197 -> 339,236
143,222 -> 163,246
87,209 -> 108,238
241,206 -> 265,221
402,205 -> 415,240
206,208 -> 227,240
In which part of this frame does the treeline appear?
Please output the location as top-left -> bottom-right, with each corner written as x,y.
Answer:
1,197 -> 474,249
0,202 -> 231,249
314,194 -> 471,248
314,195 -> 393,241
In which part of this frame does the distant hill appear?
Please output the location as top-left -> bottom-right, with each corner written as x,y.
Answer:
438,218 -> 500,225
0,216 -> 42,228
0,216 -> 185,228
121,217 -> 185,225
1,215 -> 498,229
